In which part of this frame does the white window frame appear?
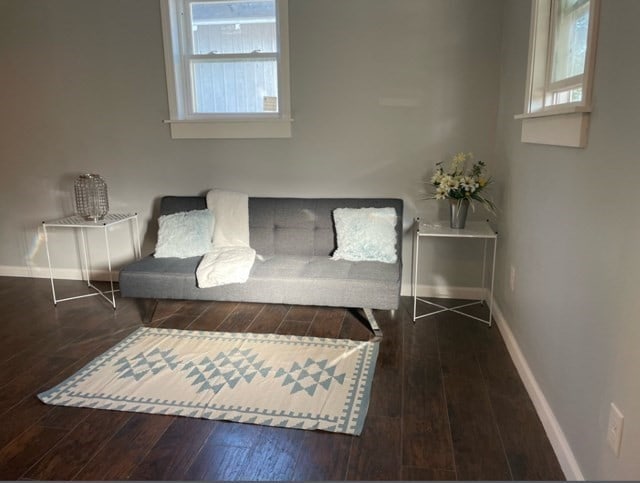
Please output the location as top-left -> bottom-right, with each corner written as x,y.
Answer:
515,0 -> 599,148
160,0 -> 292,139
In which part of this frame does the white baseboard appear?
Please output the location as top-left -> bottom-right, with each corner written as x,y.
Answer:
490,296 -> 583,481
0,265 -> 118,282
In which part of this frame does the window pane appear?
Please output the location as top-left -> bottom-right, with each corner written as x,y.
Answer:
569,86 -> 583,102
562,0 -> 586,9
551,0 -> 590,83
192,60 -> 278,114
551,86 -> 583,105
190,1 -> 277,55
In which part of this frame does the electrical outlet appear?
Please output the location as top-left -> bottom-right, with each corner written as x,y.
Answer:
509,265 -> 516,292
607,403 -> 624,457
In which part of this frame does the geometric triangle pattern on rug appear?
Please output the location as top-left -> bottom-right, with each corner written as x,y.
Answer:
275,358 -> 346,396
114,347 -> 180,381
38,327 -> 379,435
182,348 -> 272,394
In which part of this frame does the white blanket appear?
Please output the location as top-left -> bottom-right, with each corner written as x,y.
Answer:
196,189 -> 256,288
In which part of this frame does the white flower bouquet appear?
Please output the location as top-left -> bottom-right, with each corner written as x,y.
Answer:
427,152 -> 496,214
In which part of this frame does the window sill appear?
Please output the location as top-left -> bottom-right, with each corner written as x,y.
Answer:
164,118 -> 293,139
514,109 -> 591,148
514,104 -> 591,120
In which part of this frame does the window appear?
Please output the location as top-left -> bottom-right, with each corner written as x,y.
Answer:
515,0 -> 599,147
548,0 -> 590,104
160,0 -> 292,138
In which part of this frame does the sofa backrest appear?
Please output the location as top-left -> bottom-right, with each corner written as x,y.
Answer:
159,196 -> 404,259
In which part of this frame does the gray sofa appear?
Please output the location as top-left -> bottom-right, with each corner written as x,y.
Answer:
119,196 -> 403,337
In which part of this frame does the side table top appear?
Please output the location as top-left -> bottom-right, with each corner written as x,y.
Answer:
43,213 -> 137,228
416,219 -> 497,238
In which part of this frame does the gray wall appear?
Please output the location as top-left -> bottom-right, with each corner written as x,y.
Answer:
0,0 -> 503,292
494,0 -> 640,479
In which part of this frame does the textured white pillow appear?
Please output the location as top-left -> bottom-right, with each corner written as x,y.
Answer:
154,209 -> 214,258
332,207 -> 398,263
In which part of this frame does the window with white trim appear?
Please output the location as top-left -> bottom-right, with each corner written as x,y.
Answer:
516,0 -> 599,147
160,0 -> 292,139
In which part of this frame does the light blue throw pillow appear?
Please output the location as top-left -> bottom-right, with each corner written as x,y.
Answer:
332,207 -> 398,263
154,209 -> 214,259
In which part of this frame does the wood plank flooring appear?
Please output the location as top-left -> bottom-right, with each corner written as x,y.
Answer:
0,277 -> 564,480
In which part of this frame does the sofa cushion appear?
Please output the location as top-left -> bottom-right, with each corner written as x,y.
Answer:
119,254 -> 401,310
158,197 -> 404,259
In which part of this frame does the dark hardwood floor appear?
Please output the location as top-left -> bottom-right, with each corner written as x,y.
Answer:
0,276 -> 564,480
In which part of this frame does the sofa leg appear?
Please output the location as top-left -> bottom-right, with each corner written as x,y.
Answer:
363,308 -> 383,341
140,299 -> 159,325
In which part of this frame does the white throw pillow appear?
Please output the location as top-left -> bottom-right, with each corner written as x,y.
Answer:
154,209 -> 214,258
332,207 -> 397,263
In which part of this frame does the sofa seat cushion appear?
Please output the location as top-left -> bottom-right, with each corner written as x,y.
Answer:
253,255 -> 398,281
119,255 -> 400,310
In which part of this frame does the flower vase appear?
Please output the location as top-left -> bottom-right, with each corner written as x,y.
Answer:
449,199 -> 469,229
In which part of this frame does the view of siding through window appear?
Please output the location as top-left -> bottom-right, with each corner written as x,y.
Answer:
190,1 -> 278,114
548,0 -> 589,105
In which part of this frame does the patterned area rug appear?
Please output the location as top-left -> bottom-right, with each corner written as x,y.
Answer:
39,327 -> 379,435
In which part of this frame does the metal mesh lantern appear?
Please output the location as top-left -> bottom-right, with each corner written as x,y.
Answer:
74,174 -> 109,221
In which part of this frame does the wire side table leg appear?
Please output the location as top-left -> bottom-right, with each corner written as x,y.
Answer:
133,214 -> 141,260
489,237 -> 498,327
481,238 -> 488,304
80,227 -> 91,287
104,226 -> 116,309
413,224 -> 420,322
42,223 -> 57,306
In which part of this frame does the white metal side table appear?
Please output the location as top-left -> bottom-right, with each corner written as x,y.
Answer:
412,218 -> 498,326
42,213 -> 141,309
